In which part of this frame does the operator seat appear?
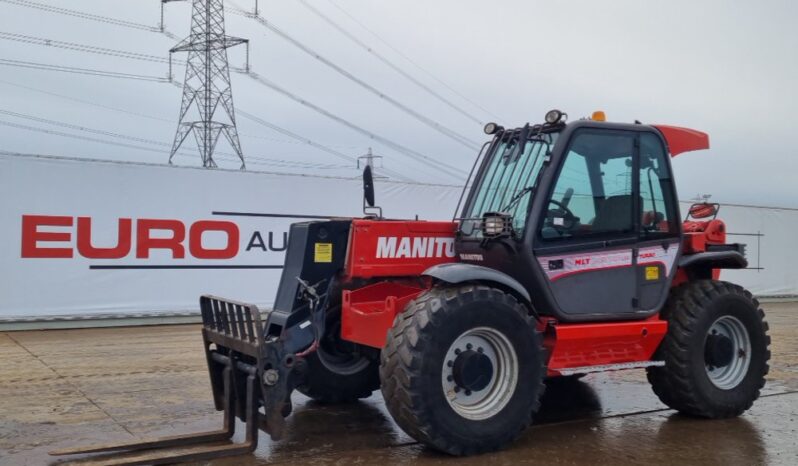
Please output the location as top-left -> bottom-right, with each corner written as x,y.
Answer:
592,195 -> 639,232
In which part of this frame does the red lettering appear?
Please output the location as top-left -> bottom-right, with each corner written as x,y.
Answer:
575,257 -> 591,266
136,219 -> 185,259
189,221 -> 239,259
76,217 -> 132,259
21,215 -> 73,258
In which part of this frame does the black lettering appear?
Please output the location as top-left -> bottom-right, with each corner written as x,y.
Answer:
268,231 -> 288,252
246,231 -> 267,251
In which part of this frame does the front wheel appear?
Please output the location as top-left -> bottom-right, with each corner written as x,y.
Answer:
297,307 -> 380,403
647,280 -> 770,418
380,285 -> 545,455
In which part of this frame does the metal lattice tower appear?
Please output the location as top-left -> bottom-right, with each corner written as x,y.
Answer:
357,147 -> 387,179
168,0 -> 247,169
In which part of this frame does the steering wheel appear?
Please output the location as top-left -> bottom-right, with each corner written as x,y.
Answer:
546,199 -> 578,232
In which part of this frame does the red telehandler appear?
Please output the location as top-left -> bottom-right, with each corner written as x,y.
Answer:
53,110 -> 769,464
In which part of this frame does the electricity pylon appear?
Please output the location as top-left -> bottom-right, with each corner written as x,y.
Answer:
357,147 -> 387,179
167,0 -> 247,169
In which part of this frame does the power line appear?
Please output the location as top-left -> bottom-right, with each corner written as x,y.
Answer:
0,31 -> 183,65
0,76 -> 352,148
3,0 -> 480,178
227,4 -> 480,151
2,3 -> 470,179
0,118 -> 176,154
245,71 -> 468,180
0,58 -> 170,82
2,1 -> 491,134
0,78 -> 407,179
0,30 -> 429,167
0,77 -> 282,148
0,147 -> 339,174
0,87 -> 416,177
0,0 -> 159,32
0,108 -> 355,171
326,0 -> 507,123
0,13 -> 436,179
1,150 -> 457,187
0,78 -> 175,122
236,109 -> 412,182
0,28 -> 255,74
0,115 -> 354,172
0,31 -> 262,79
0,108 -> 172,146
296,0 -> 483,126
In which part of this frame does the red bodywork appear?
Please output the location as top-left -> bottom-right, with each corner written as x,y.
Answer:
339,219 -> 670,376
344,219 -> 458,278
673,216 -> 727,285
541,317 -> 668,376
341,219 -> 457,348
336,124 -> 716,376
654,125 -> 710,157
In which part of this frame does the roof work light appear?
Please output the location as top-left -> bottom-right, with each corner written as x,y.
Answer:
484,122 -> 503,135
544,109 -> 566,124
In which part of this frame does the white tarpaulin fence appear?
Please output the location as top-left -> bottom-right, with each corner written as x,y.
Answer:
0,153 -> 795,320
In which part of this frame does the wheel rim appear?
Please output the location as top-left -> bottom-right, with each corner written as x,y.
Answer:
441,327 -> 519,420
704,315 -> 751,390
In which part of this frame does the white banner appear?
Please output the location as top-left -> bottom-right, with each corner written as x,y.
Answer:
0,154 -> 461,318
693,202 -> 797,297
0,154 -> 794,319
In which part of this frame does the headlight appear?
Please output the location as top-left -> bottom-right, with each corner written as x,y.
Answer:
545,109 -> 565,124
482,212 -> 512,237
483,122 -> 502,135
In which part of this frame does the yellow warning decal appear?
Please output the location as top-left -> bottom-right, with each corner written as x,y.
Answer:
645,266 -> 660,281
314,243 -> 332,263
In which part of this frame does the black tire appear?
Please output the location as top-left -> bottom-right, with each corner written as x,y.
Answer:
380,285 -> 545,456
297,308 -> 380,403
647,280 -> 770,418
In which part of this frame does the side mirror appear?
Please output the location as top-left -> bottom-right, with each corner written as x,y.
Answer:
363,165 -> 375,207
362,165 -> 382,218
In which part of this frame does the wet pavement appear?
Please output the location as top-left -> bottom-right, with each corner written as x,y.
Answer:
1,302 -> 796,465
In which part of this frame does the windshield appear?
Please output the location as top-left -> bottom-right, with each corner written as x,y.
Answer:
460,130 -> 559,237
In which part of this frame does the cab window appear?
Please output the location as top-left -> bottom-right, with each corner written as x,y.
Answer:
541,130 -> 635,240
639,133 -> 677,236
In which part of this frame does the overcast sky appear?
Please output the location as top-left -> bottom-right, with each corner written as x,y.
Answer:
1,0 -> 796,206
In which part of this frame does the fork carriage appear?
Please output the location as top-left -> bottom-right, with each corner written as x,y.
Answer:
50,296 -> 294,465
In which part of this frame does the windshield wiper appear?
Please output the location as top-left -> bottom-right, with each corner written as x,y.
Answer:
501,186 -> 534,212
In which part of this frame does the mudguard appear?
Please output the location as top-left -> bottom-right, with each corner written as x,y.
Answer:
679,250 -> 748,270
422,262 -> 532,303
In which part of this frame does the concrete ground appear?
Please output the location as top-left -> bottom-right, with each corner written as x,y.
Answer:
1,303 -> 796,466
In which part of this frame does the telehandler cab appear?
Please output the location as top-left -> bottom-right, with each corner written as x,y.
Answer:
53,110 -> 770,464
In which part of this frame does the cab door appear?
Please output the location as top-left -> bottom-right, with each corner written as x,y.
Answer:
533,129 -> 642,318
635,132 -> 681,312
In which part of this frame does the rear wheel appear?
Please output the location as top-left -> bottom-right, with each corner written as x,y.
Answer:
380,285 -> 545,455
647,280 -> 770,418
297,307 -> 380,403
